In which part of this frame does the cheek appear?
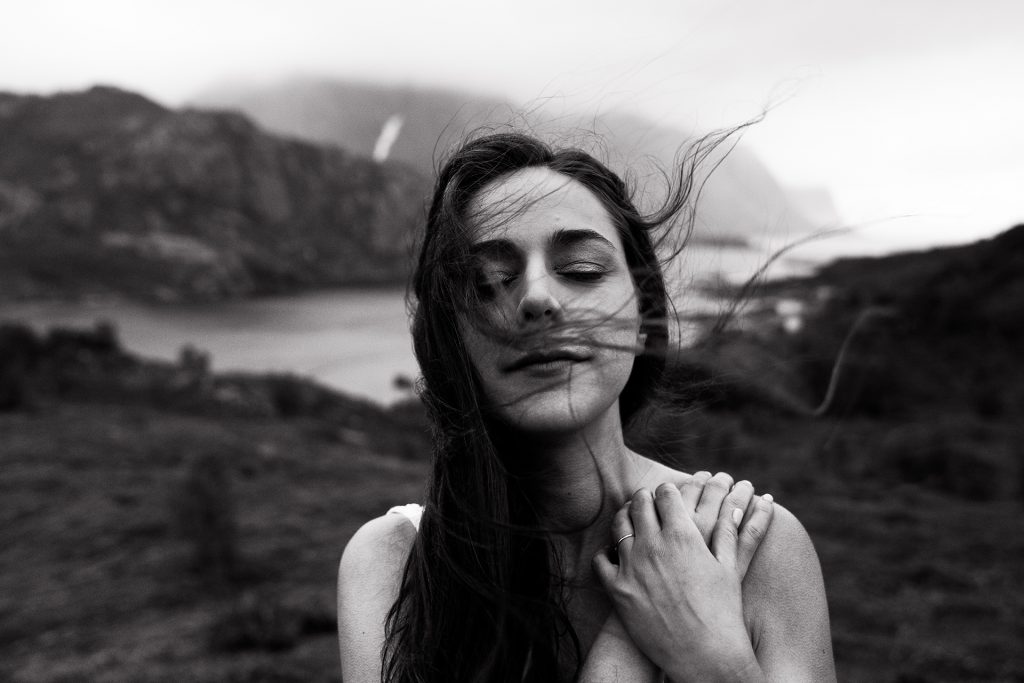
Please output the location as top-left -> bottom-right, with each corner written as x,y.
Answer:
457,320 -> 504,385
586,288 -> 642,347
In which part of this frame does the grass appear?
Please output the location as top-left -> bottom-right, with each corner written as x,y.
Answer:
2,314 -> 1023,681
0,402 -> 426,682
3,398 -> 1023,681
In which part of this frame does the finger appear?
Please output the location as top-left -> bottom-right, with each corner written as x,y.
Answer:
719,480 -> 755,579
628,487 -> 660,538
720,480 -> 755,528
711,502 -> 741,568
724,481 -> 757,518
611,502 -> 636,562
694,471 -> 735,544
592,546 -> 619,587
611,502 -> 634,540
680,470 -> 711,512
654,482 -> 687,531
736,493 -> 774,578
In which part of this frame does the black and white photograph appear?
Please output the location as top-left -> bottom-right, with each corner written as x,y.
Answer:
1,1 -> 1022,681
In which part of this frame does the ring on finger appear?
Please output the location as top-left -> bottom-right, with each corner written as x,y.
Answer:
613,532 -> 635,552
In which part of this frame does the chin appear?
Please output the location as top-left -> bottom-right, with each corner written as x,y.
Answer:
487,372 -> 625,437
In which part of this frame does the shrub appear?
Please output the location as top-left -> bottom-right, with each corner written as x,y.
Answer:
0,364 -> 30,411
0,323 -> 41,411
178,344 -> 210,376
172,452 -> 238,584
45,320 -> 121,356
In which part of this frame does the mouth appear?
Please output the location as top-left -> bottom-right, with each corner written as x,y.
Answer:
503,348 -> 592,373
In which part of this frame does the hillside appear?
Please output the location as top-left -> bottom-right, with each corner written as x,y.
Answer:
192,79 -> 510,178
192,77 -> 827,243
3,225 -> 1024,681
3,276 -> 1023,681
656,224 -> 1024,419
783,223 -> 1024,418
0,86 -> 430,302
0,83 -> 831,303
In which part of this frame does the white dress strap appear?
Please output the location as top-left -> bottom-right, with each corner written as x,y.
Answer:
387,503 -> 423,531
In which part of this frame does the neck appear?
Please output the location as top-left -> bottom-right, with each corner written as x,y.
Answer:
497,405 -> 654,532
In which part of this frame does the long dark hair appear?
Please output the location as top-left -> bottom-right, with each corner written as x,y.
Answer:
384,130 -> 722,682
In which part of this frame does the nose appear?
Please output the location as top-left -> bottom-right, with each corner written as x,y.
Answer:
516,272 -> 562,325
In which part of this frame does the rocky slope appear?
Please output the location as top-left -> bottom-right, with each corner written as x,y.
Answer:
0,86 -> 430,302
192,77 -> 826,243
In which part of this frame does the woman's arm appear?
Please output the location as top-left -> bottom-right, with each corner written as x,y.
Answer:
578,611 -> 662,682
336,514 -> 416,683
742,504 -> 836,682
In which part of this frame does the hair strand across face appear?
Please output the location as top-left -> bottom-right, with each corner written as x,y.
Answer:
386,126 -> 745,682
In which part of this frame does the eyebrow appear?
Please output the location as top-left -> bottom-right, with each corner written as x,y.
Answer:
549,228 -> 616,252
471,228 -> 616,257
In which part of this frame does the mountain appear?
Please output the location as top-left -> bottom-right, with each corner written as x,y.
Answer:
0,86 -> 429,302
192,78 -> 821,243
192,79 -> 510,177
786,186 -> 841,228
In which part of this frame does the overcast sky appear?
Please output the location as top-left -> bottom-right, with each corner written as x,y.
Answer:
3,0 -> 1022,254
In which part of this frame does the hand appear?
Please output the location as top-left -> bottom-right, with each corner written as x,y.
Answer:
677,472 -> 774,580
593,483 -> 769,683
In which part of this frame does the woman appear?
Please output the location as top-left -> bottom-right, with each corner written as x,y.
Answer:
338,132 -> 835,682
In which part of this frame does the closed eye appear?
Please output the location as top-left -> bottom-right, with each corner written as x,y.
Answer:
558,261 -> 608,282
474,269 -> 519,300
495,270 -> 519,285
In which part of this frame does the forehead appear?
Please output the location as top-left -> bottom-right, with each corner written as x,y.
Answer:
466,167 -> 621,248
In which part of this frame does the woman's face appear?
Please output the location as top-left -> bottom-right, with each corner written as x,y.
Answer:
460,167 -> 643,435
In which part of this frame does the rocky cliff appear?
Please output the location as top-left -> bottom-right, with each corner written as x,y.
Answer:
192,78 -> 824,243
0,86 -> 430,301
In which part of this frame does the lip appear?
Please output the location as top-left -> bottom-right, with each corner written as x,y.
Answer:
503,348 -> 592,373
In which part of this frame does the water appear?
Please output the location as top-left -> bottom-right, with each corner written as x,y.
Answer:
1,289 -> 420,405
0,245 -> 821,405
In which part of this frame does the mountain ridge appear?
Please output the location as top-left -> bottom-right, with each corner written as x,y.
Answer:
191,77 -> 829,241
0,85 -> 430,302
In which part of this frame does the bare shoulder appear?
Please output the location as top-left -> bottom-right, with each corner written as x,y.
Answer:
742,502 -> 837,682
744,502 -> 821,590
339,512 -> 417,584
337,513 -> 418,682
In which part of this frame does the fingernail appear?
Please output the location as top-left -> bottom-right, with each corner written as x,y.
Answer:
732,508 -> 743,525
762,493 -> 774,504
737,480 -> 751,488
